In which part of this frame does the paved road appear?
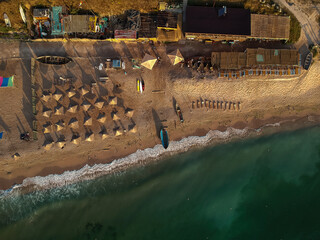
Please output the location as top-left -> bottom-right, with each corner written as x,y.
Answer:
275,0 -> 320,47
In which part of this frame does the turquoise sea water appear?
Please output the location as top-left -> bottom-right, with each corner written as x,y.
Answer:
1,126 -> 320,239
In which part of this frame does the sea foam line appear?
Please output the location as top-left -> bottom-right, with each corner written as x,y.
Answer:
0,127 -> 251,196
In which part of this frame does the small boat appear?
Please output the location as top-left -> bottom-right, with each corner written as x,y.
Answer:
176,103 -> 184,123
136,79 -> 140,92
140,79 -> 145,93
160,128 -> 169,149
3,13 -> 11,27
304,52 -> 313,70
36,56 -> 72,65
19,4 -> 27,24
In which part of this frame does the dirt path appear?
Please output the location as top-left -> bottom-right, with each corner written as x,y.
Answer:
275,0 -> 320,53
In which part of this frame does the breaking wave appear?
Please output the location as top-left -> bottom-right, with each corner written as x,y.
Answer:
0,127 -> 252,197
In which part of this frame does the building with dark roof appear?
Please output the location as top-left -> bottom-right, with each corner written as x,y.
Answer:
185,6 -> 251,41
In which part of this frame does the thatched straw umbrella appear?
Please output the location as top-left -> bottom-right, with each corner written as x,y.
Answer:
81,100 -> 91,111
125,108 -> 134,118
80,87 -> 89,96
42,109 -> 52,118
71,135 -> 81,145
67,104 -> 78,113
109,96 -> 118,106
129,125 -> 137,133
41,93 -> 51,102
67,87 -> 76,98
115,129 -> 123,136
43,141 -> 54,150
69,118 -> 79,129
43,123 -> 52,133
85,133 -> 94,142
54,105 -> 64,116
112,112 -> 120,121
56,140 -> 66,149
53,90 -> 63,101
94,99 -> 104,109
97,113 -> 107,123
55,120 -> 65,132
84,116 -> 92,126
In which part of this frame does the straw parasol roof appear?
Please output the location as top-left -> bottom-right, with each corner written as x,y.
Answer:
56,140 -> 66,149
81,100 -> 91,111
43,141 -> 54,150
43,123 -> 52,133
129,125 -> 137,133
55,120 -> 65,132
167,49 -> 184,65
54,105 -> 64,116
94,99 -> 104,109
42,109 -> 52,118
80,87 -> 89,96
53,90 -> 63,101
112,112 -> 120,121
109,96 -> 118,106
125,108 -> 134,118
115,129 -> 123,137
69,118 -> 79,129
84,116 -> 92,126
12,153 -> 21,160
71,135 -> 81,145
99,129 -> 109,140
67,87 -> 76,98
67,104 -> 78,113
85,133 -> 94,142
41,93 -> 51,102
97,113 -> 107,123
141,54 -> 157,70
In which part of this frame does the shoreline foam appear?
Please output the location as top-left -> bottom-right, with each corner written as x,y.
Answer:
0,116 -> 317,197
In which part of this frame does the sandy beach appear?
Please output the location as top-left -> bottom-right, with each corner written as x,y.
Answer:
0,40 -> 319,190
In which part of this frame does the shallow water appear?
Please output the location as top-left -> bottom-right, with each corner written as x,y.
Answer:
1,126 -> 320,239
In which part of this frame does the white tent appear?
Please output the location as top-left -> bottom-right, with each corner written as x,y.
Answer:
81,100 -> 91,111
141,54 -> 157,70
109,96 -> 118,106
85,133 -> 94,142
69,118 -> 79,129
84,116 -> 92,126
53,90 -> 63,101
125,108 -> 134,118
167,49 -> 184,65
97,113 -> 107,123
54,105 -> 64,116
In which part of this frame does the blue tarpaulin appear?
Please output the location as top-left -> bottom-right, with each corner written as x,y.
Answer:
0,131 -> 3,139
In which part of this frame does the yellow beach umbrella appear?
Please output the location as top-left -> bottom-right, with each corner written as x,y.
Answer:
141,54 -> 157,70
167,49 -> 184,65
